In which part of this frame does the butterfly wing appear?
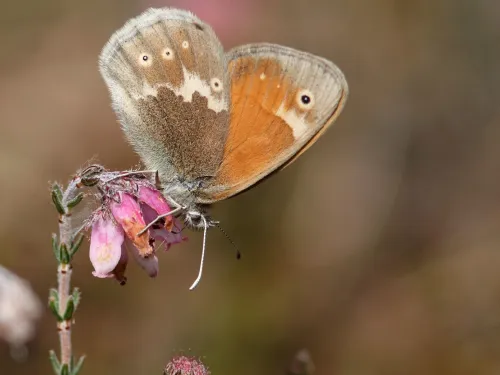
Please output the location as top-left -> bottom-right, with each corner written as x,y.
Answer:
99,8 -> 230,185
196,43 -> 348,203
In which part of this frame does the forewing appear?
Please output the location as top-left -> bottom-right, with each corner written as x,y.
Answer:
99,8 -> 230,184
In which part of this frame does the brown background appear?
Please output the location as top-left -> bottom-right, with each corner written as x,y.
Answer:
2,0 -> 500,374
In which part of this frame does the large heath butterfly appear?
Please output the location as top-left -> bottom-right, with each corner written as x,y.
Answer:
99,8 -> 348,287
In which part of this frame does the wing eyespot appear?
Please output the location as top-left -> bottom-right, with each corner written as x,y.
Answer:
162,48 -> 174,60
296,89 -> 315,110
210,78 -> 223,92
139,53 -> 153,67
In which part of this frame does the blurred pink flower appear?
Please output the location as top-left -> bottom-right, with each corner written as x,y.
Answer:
0,265 -> 42,357
144,0 -> 260,43
164,356 -> 210,375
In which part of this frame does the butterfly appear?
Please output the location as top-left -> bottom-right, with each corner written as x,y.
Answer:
99,7 -> 348,288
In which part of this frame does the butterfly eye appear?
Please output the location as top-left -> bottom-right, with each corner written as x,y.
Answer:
162,48 -> 174,60
139,53 -> 152,66
210,78 -> 223,92
296,89 -> 315,110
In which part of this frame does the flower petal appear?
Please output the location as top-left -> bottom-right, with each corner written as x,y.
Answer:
110,192 -> 153,257
124,238 -> 159,278
112,243 -> 129,285
138,186 -> 174,230
89,217 -> 124,277
164,356 -> 210,375
140,202 -> 158,225
141,203 -> 186,250
152,223 -> 187,251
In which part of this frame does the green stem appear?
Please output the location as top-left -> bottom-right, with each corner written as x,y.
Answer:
56,178 -> 80,368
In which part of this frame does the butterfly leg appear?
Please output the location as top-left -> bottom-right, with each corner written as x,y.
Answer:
103,169 -> 159,183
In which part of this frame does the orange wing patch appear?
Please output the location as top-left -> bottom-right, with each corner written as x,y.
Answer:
194,45 -> 348,204
195,57 -> 316,202
213,58 -> 298,195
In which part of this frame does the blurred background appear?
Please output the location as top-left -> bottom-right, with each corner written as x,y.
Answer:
2,0 -> 500,374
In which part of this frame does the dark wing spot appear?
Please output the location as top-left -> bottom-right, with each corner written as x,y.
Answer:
193,23 -> 204,31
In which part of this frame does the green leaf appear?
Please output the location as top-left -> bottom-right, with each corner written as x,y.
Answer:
72,288 -> 82,309
48,289 -> 61,322
52,183 -> 63,201
49,350 -> 61,374
49,288 -> 59,300
71,355 -> 86,375
67,192 -> 84,209
60,364 -> 70,375
52,234 -> 61,262
51,187 -> 66,215
69,234 -> 84,257
63,296 -> 75,321
60,243 -> 70,264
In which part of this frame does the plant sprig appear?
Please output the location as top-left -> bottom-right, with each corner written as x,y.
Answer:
49,177 -> 87,375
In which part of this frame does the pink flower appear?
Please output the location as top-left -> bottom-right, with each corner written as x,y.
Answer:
164,356 -> 210,375
89,215 -> 129,284
138,186 -> 175,230
138,186 -> 187,249
153,218 -> 186,251
89,217 -> 124,278
88,180 -> 186,283
110,192 -> 153,257
123,237 -> 159,278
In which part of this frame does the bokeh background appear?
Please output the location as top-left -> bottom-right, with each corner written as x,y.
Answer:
2,0 -> 500,374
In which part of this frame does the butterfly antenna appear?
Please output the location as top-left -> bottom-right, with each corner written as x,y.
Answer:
189,215 -> 208,291
215,222 -> 241,260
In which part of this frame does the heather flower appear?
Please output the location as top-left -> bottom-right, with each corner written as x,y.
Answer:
110,192 -> 153,257
89,217 -> 124,278
138,186 -> 175,230
164,356 -> 210,375
137,185 -> 187,250
124,237 -> 159,278
152,218 -> 186,251
87,171 -> 186,283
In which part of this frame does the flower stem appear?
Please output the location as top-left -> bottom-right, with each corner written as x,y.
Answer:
57,260 -> 72,364
57,180 -> 79,366
50,176 -> 86,375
